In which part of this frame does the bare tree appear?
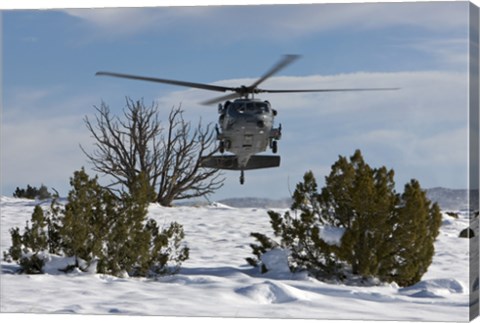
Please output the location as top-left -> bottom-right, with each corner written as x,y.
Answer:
82,98 -> 224,206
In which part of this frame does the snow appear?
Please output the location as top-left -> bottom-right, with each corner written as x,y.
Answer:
319,225 -> 346,246
0,196 -> 477,322
399,279 -> 465,298
260,248 -> 292,276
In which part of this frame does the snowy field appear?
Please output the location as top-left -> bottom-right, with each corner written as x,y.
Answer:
0,196 -> 477,322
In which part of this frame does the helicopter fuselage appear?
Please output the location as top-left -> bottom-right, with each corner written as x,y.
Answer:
216,99 -> 281,169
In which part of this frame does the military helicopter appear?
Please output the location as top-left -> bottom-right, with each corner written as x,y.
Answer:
96,55 -> 397,184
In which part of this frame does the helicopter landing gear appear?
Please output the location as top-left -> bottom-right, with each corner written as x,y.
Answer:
269,139 -> 278,153
218,140 -> 231,154
219,141 -> 225,153
271,140 -> 278,154
240,170 -> 245,185
269,124 -> 281,154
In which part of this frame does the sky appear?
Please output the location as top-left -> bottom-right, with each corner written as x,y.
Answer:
1,0 -> 479,201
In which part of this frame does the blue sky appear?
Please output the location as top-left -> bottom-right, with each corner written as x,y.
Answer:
1,1 -> 478,201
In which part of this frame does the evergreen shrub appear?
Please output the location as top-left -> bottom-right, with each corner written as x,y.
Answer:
13,184 -> 52,200
4,169 -> 189,277
248,150 -> 442,287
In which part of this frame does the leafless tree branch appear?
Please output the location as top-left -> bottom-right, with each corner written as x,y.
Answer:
81,98 -> 224,206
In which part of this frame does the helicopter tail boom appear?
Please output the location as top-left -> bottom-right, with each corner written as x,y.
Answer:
200,155 -> 280,170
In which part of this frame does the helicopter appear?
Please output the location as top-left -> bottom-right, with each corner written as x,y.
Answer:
96,55 -> 398,184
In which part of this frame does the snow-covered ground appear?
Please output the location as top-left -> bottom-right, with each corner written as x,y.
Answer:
0,196 -> 477,322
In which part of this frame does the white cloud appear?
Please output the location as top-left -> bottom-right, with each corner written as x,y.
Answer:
62,6 -> 215,39
1,87 -> 101,196
257,2 -> 467,38
1,115 -> 93,195
405,38 -> 470,71
64,8 -> 168,36
61,2 -> 469,40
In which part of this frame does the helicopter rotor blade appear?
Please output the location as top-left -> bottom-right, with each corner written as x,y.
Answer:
96,71 -> 235,93
249,54 -> 300,89
258,87 -> 400,93
96,56 -> 398,107
201,92 -> 242,106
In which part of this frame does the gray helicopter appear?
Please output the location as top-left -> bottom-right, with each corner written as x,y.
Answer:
96,55 -> 397,184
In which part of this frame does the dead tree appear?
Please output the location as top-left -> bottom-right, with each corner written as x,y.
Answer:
82,98 -> 224,206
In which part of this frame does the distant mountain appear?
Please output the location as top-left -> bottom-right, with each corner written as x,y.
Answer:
217,197 -> 292,209
215,188 -> 479,211
425,187 -> 478,211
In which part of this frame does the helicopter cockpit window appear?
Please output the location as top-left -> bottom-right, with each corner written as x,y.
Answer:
246,102 -> 256,113
233,102 -> 270,114
256,102 -> 269,113
235,103 -> 245,113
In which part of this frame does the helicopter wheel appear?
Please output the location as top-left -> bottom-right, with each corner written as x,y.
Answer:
219,141 -> 225,153
271,141 -> 278,154
240,170 -> 245,185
